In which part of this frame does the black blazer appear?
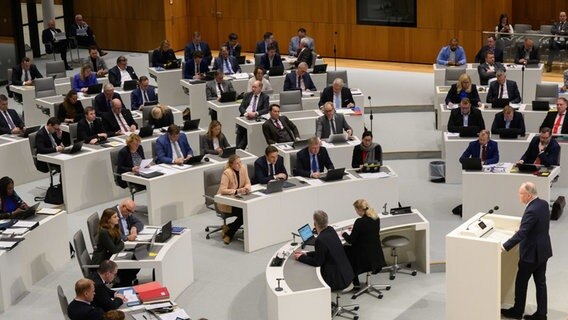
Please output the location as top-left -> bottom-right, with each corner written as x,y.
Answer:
283,72 -> 316,91
148,110 -> 174,128
35,126 -> 64,172
11,64 -> 43,86
116,145 -> 145,188
108,65 -> 138,88
238,92 -> 270,116
260,53 -> 283,70
447,107 -> 486,133
57,101 -> 85,123
199,134 -> 230,155
514,44 -> 540,65
67,300 -> 104,320
477,62 -> 505,85
221,41 -> 242,57
491,111 -> 526,136
444,83 -> 481,106
351,144 -> 382,168
151,48 -> 176,68
294,48 -> 314,67
88,273 -> 123,312
295,146 -> 335,177
0,109 -> 25,134
255,40 -> 280,54
486,80 -> 521,104
77,118 -> 105,143
474,46 -> 504,64
520,136 -> 560,166
253,155 -> 288,184
183,59 -> 210,79
262,116 -> 299,144
318,86 -> 355,108
540,111 -> 568,134
299,226 -> 354,291
102,109 -> 137,134
343,215 -> 387,275
91,228 -> 124,265
93,93 -> 124,117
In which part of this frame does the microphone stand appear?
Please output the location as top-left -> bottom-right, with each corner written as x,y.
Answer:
368,96 -> 374,133
333,32 -> 338,71
290,232 -> 299,246
466,206 -> 499,230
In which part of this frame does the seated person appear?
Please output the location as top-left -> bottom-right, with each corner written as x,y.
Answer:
255,32 -> 280,54
108,56 -> 138,88
206,70 -> 235,101
248,66 -> 273,92
183,51 -> 209,80
77,106 -> 108,144
222,32 -> 241,57
436,38 -> 466,66
486,70 -> 521,104
295,137 -> 335,178
83,46 -> 108,77
213,46 -> 241,75
515,38 -> 540,65
318,78 -> 355,109
293,210 -> 354,291
289,27 -> 315,57
0,94 -> 25,135
88,260 -> 126,312
67,278 -> 104,320
69,14 -> 106,56
35,117 -> 66,172
110,199 -> 144,241
262,104 -> 300,144
459,129 -> 499,165
58,90 -> 85,124
130,76 -> 157,110
102,99 -> 137,135
475,35 -> 504,64
236,80 -> 270,149
148,105 -> 174,128
518,127 -> 560,166
260,46 -> 283,71
184,31 -> 212,64
540,97 -> 568,134
94,84 -> 125,117
116,134 -> 144,188
316,102 -> 353,139
477,52 -> 505,85
200,120 -> 230,156
254,145 -> 288,184
151,40 -> 176,68
155,124 -> 194,164
342,199 -> 386,287
0,176 -> 29,219
447,97 -> 486,133
445,73 -> 481,107
351,131 -> 382,168
217,154 -> 251,245
294,38 -> 314,68
283,62 -> 316,91
10,57 -> 43,102
42,19 -> 71,70
491,105 -> 526,136
72,64 -> 98,92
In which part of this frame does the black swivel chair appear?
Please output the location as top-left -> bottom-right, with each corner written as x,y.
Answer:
109,148 -> 146,201
203,166 -> 232,239
86,211 -> 100,251
56,285 -> 71,320
73,229 -> 99,277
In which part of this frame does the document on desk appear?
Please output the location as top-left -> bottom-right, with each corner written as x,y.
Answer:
250,184 -> 264,193
138,227 -> 160,235
155,309 -> 190,320
170,164 -> 192,170
276,143 -> 292,150
306,179 -> 324,186
2,228 -> 29,236
37,208 -> 62,215
103,141 -> 123,147
358,172 -> 390,179
12,220 -> 39,228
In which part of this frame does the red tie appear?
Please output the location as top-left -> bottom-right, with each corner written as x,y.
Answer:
553,113 -> 564,134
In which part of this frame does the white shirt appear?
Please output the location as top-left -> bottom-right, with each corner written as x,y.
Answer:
170,140 -> 184,162
212,137 -> 220,150
498,82 -> 509,99
245,94 -> 259,113
119,67 -> 132,87
20,69 -> 31,82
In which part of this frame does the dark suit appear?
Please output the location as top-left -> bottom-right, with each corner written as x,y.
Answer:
35,126 -> 63,172
315,113 -> 352,139
295,146 -> 335,177
41,27 -> 69,67
77,118 -> 105,143
520,136 -> 560,166
474,45 -> 504,64
299,226 -> 354,291
351,144 -> 382,168
69,23 -> 97,48
212,56 -> 241,74
67,300 -> 104,320
262,116 -> 299,144
184,41 -> 212,64
540,111 -> 568,134
155,133 -> 193,164
0,109 -> 24,134
116,145 -> 144,188
514,45 -> 540,65
130,87 -> 157,110
253,155 -> 288,184
148,110 -> 174,128
108,65 -> 138,88
283,72 -> 316,91
88,273 -> 123,312
294,48 -> 314,68
94,93 -> 124,117
342,216 -> 386,276
486,79 -> 521,104
318,86 -> 355,108
183,59 -> 209,79
547,21 -> 568,68
199,133 -> 230,155
110,204 -> 144,239
477,62 -> 505,85
255,40 -> 280,54
459,139 -> 499,165
503,197 -> 552,317
205,80 -> 234,100
447,107 -> 486,133
151,48 -> 176,68
260,53 -> 283,70
11,64 -> 43,86
236,92 -> 270,149
222,41 -> 242,57
102,109 -> 137,134
491,111 -> 526,136
445,84 -> 481,106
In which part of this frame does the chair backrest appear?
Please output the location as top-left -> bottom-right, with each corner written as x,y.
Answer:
535,83 -> 559,104
444,67 -> 466,86
254,53 -> 263,66
279,90 -> 303,112
203,166 -> 226,207
151,140 -> 158,161
53,102 -> 61,119
141,105 -> 154,127
540,25 -> 553,34
109,148 -> 121,187
326,70 -> 348,87
68,123 -> 78,143
46,61 -> 67,79
290,151 -> 298,176
7,68 -> 12,87
247,162 -> 255,183
73,229 -> 92,277
514,24 -> 532,34
148,50 -> 153,67
34,77 -> 57,98
56,285 -> 71,320
28,131 -> 39,168
86,211 -> 100,251
311,51 -> 317,68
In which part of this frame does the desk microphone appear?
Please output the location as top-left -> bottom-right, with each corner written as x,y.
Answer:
382,202 -> 388,215
290,232 -> 299,246
466,206 -> 499,230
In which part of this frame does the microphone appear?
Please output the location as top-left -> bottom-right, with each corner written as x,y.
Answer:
368,96 -> 374,132
466,206 -> 499,230
290,232 -> 299,246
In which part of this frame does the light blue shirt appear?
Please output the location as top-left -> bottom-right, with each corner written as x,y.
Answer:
436,45 -> 467,65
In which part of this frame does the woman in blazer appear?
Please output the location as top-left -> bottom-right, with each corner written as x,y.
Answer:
351,131 -> 382,168
72,64 -> 98,92
444,73 -> 481,107
58,90 -> 85,124
200,120 -> 230,155
116,134 -> 144,188
148,105 -> 174,129
217,154 -> 251,244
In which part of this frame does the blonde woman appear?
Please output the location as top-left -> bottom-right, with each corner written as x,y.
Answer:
72,64 -> 98,92
444,73 -> 480,107
342,199 -> 386,288
200,120 -> 230,155
148,105 -> 173,128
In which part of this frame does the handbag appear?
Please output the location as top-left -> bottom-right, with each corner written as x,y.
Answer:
44,184 -> 64,205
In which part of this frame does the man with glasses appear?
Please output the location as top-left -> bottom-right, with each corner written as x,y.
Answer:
109,199 -> 144,241
88,260 -> 127,312
108,56 -> 138,88
155,124 -> 194,165
517,127 -> 560,167
316,102 -> 353,140
295,137 -> 335,178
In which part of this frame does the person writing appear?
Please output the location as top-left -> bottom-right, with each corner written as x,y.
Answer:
155,124 -> 194,165
58,90 -> 85,124
88,260 -> 127,312
110,199 -> 144,242
116,134 -> 145,189
72,64 -> 98,93
351,131 -> 382,168
200,120 -> 230,156
295,137 -> 335,178
459,129 -> 499,165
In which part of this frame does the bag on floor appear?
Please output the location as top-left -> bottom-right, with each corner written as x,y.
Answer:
551,196 -> 565,221
44,184 -> 64,205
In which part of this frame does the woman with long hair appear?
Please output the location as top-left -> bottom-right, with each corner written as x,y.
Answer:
444,73 -> 480,107
200,120 -> 230,155
58,90 -> 85,123
72,64 -> 98,92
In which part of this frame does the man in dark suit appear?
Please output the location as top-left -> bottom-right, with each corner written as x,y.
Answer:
546,11 -> 568,72
108,56 -> 138,88
316,102 -> 353,139
515,38 -> 540,65
447,98 -> 486,133
262,104 -> 300,144
88,260 -> 126,312
491,105 -> 526,136
205,70 -> 235,101
10,57 -> 43,102
501,182 -> 552,320
130,76 -> 157,110
541,97 -> 568,134
475,35 -> 504,64
486,71 -> 521,104
83,46 -> 108,77
260,46 -> 283,71
222,32 -> 242,57
236,80 -> 270,149
184,31 -> 212,64
213,46 -> 241,75
295,137 -> 335,178
69,14 -> 106,56
283,62 -> 316,91
459,129 -> 499,165
155,124 -> 194,165
0,94 -> 25,135
102,99 -> 137,135
294,38 -> 314,68
255,31 -> 280,54
42,19 -> 71,70
183,51 -> 209,80
67,278 -> 104,320
294,210 -> 354,291
77,107 -> 107,144
254,145 -> 288,184
518,127 -> 560,166
35,117 -> 65,173
478,52 -> 506,85
94,84 -> 125,117
112,199 -> 144,241
318,78 -> 355,109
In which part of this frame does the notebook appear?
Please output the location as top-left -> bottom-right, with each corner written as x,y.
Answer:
122,80 -> 138,91
459,126 -> 480,138
461,158 -> 482,171
219,91 -> 237,103
220,147 -> 237,158
182,119 -> 200,131
312,64 -> 328,74
258,179 -> 285,194
85,83 -> 103,95
268,65 -> 284,77
491,98 -> 510,109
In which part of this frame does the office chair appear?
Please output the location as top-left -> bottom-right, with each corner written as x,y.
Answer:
6,68 -> 13,98
279,90 -> 302,112
141,105 -> 154,127
35,77 -> 57,99
381,234 -> 417,280
86,211 -> 100,251
46,61 -> 67,79
311,51 -> 318,69
56,285 -> 71,320
73,229 -> 99,277
535,83 -> 559,104
109,148 -> 145,201
326,70 -> 348,87
68,123 -> 79,143
351,270 -> 390,300
444,68 -> 466,86
203,166 -> 231,239
332,283 -> 359,319
29,131 -> 61,187
151,140 -> 158,163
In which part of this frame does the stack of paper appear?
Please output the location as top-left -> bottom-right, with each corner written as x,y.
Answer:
37,208 -> 62,215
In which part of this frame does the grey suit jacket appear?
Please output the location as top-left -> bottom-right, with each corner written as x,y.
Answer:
206,80 -> 235,100
83,56 -> 108,73
315,113 -> 352,139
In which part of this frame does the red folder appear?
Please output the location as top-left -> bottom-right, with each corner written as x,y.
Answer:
133,281 -> 162,294
138,286 -> 170,303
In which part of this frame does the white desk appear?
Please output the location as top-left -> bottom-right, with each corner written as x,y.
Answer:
112,228 -> 194,300
179,80 -> 210,130
148,67 -> 186,107
462,163 -> 560,219
446,213 -> 520,320
215,168 -> 399,252
0,136 -> 47,183
0,211 -> 69,312
114,88 -> 134,110
434,85 -> 488,117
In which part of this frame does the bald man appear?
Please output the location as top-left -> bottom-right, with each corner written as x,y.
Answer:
108,199 -> 144,241
101,98 -> 137,135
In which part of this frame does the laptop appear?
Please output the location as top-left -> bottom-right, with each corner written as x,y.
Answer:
532,100 -> 550,111
326,133 -> 347,144
218,91 -> 237,103
138,126 -> 154,138
183,154 -> 205,165
461,158 -> 482,171
236,56 -> 246,64
85,83 -> 103,95
517,163 -> 540,173
491,98 -> 510,109
459,126 -> 480,138
182,119 -> 200,131
18,125 -> 40,138
220,147 -> 237,158
204,71 -> 216,81
61,141 -> 83,154
499,128 -> 520,139
12,203 -> 40,220
319,167 -> 346,182
259,179 -> 285,194
143,100 -> 159,107
312,64 -> 328,74
292,139 -> 309,149
298,224 -> 316,247
122,80 -> 138,91
268,65 -> 284,77
155,221 -> 172,243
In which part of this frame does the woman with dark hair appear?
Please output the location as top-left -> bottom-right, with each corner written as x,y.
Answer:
496,14 -> 514,39
200,120 -> 230,155
0,176 -> 29,218
247,66 -> 272,92
351,131 -> 382,168
58,90 -> 85,124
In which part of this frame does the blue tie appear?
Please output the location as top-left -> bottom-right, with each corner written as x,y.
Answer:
311,154 -> 319,173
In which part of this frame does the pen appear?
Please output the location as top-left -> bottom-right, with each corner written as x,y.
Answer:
142,315 -> 148,320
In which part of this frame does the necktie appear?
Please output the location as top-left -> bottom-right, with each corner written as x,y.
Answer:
120,216 -> 129,237
553,113 -> 564,134
269,163 -> 274,176
143,90 -> 149,102
252,95 -> 258,112
196,44 -> 201,52
107,100 -> 111,110
217,83 -> 223,94
173,141 -> 182,158
3,111 -> 15,130
196,63 -> 199,74
334,93 -> 341,109
116,113 -> 129,132
224,59 -> 232,74
275,119 -> 282,130
49,132 -> 57,148
89,121 -> 94,133
330,119 -> 337,134
481,145 -> 487,162
499,84 -> 504,99
297,76 -> 301,89
24,70 -> 29,82
311,154 -> 318,173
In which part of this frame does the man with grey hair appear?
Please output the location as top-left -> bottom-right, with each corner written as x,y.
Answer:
283,62 -> 316,91
319,78 -> 355,109
501,182 -> 552,320
294,37 -> 314,68
486,70 -> 521,104
94,83 -> 125,117
293,210 -> 354,291
102,98 -> 137,135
